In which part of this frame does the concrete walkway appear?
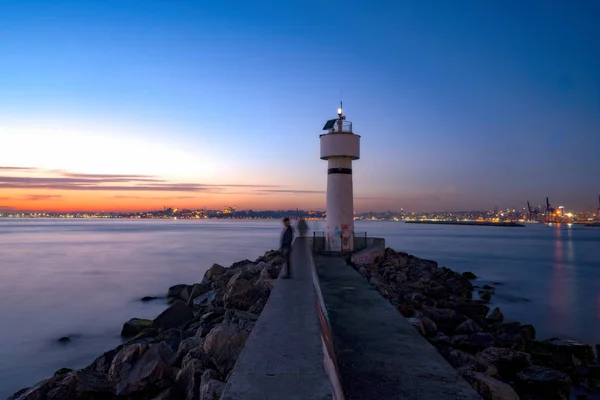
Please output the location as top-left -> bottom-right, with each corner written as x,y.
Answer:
220,238 -> 333,400
314,256 -> 481,400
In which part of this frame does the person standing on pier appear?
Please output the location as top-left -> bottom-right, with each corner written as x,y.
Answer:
297,217 -> 308,237
280,217 -> 294,279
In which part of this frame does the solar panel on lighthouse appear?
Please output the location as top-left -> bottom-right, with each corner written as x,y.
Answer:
322,119 -> 337,130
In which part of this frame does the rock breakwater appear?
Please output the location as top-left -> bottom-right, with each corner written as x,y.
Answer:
353,248 -> 599,400
7,250 -> 284,400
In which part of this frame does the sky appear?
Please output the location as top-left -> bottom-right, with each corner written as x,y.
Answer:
0,0 -> 599,213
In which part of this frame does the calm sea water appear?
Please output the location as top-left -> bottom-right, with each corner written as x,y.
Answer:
0,219 -> 599,397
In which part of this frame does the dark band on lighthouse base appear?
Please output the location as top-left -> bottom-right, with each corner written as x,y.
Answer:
328,168 -> 352,175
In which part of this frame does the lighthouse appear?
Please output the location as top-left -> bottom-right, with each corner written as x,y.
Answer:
320,104 -> 360,252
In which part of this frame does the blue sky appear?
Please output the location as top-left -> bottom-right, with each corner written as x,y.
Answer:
0,0 -> 598,212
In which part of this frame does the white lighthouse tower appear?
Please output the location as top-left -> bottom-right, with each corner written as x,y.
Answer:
320,104 -> 360,252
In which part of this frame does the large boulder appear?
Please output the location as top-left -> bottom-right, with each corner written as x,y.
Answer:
203,320 -> 253,376
167,283 -> 212,304
44,370 -> 112,400
121,318 -> 153,338
369,274 -> 391,298
203,264 -> 227,283
477,347 -> 532,378
230,310 -> 259,324
494,333 -> 525,351
248,298 -> 266,315
7,388 -> 30,400
176,337 -> 204,367
155,328 -> 183,352
408,316 -> 437,336
254,263 -> 280,291
223,272 -> 264,311
430,332 -> 452,349
443,277 -> 473,299
424,284 -> 447,300
516,365 -> 571,400
245,262 -> 266,276
454,300 -> 490,320
461,371 -> 519,400
175,358 -> 205,400
9,380 -> 54,400
525,341 -> 554,365
420,316 -> 438,336
185,284 -> 212,306
199,370 -> 225,400
7,369 -> 112,400
422,308 -> 457,332
261,262 -> 281,279
153,302 -> 195,330
230,259 -> 253,269
181,347 -> 208,372
490,321 -> 521,335
520,324 -> 536,341
461,271 -> 477,280
456,319 -> 483,335
392,255 -> 408,269
543,338 -> 595,363
486,307 -> 504,323
108,343 -> 147,377
168,284 -> 191,301
151,388 -> 176,400
86,349 -> 118,374
108,342 -> 176,396
396,303 -> 417,318
461,333 -> 495,353
191,290 -> 219,309
447,349 -> 497,376
199,309 -> 225,325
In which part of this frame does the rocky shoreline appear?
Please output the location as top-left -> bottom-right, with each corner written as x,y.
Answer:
8,250 -> 285,400
352,248 -> 599,400
8,246 -> 600,400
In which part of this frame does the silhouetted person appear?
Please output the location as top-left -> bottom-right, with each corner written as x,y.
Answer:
280,217 -> 293,278
297,217 -> 308,237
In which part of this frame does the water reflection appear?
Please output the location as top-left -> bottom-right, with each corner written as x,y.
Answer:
549,225 -> 575,336
566,225 -> 575,263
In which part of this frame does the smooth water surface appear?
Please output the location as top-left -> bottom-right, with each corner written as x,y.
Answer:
0,219 -> 599,397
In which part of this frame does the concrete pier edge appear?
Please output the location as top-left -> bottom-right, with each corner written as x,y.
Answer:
308,239 -> 346,400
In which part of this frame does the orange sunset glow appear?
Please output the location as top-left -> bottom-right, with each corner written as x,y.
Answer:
0,167 -> 329,212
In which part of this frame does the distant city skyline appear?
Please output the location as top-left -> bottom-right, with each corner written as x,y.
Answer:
1,1 -> 599,212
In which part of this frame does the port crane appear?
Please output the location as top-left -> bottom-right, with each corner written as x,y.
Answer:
545,197 -> 557,223
527,201 -> 540,222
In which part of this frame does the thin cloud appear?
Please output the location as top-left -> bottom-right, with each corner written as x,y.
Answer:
24,194 -> 63,201
0,176 -> 168,185
0,182 -> 212,192
219,184 -> 281,188
0,167 -> 283,197
61,172 -> 164,182
355,196 -> 395,201
112,195 -> 198,200
253,189 -> 324,194
0,166 -> 37,171
0,197 -> 9,200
